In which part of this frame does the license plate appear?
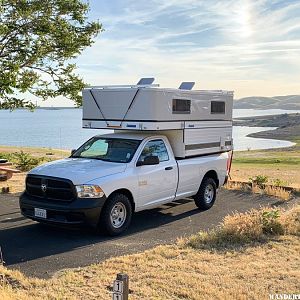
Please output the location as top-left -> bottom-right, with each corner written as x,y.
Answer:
34,208 -> 47,219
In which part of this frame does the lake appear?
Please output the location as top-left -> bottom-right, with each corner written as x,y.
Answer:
0,109 -> 299,151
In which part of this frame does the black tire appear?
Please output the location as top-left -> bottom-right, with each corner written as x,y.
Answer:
98,193 -> 133,236
193,177 -> 217,210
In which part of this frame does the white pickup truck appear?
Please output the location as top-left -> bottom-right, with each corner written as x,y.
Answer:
20,133 -> 231,235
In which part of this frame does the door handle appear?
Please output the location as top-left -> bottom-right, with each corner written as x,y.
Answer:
165,166 -> 173,171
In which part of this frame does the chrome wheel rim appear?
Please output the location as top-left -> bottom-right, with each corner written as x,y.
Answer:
204,184 -> 214,204
110,202 -> 127,228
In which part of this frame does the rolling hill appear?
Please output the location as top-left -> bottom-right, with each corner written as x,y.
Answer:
234,95 -> 300,110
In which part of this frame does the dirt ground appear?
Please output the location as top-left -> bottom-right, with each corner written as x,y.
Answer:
231,164 -> 300,189
0,173 -> 26,194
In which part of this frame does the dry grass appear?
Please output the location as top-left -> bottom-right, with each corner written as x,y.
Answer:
225,181 -> 292,201
0,206 -> 299,300
264,185 -> 291,200
250,184 -> 291,201
187,205 -> 299,250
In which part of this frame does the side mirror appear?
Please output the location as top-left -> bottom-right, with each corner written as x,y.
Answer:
71,149 -> 77,156
136,155 -> 159,167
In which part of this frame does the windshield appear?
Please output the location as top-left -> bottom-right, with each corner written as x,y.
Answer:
71,137 -> 141,163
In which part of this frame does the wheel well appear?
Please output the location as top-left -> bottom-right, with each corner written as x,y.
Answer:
107,189 -> 135,211
203,170 -> 219,188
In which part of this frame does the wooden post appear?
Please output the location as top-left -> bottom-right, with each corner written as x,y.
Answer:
112,273 -> 129,300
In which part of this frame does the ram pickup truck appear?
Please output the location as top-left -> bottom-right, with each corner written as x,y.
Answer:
20,133 -> 231,235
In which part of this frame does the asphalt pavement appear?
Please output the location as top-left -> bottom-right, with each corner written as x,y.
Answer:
0,189 -> 289,278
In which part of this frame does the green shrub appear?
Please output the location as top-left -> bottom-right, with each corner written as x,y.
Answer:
272,178 -> 287,187
249,175 -> 268,188
0,152 -> 12,160
11,151 -> 44,171
261,210 -> 284,235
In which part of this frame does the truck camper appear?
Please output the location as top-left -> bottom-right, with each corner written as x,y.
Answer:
20,78 -> 233,235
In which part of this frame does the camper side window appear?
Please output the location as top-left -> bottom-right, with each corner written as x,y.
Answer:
211,101 -> 225,114
138,140 -> 169,162
172,99 -> 191,114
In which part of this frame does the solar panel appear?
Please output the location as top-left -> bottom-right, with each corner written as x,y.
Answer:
179,82 -> 195,90
137,78 -> 155,85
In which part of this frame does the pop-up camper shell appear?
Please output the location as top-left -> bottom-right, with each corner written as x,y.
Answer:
82,78 -> 233,158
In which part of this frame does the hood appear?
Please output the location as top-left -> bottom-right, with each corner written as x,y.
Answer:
29,158 -> 127,185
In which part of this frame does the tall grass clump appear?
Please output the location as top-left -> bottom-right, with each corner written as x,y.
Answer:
264,185 -> 291,200
225,180 -> 292,201
280,205 -> 300,236
187,205 -> 300,249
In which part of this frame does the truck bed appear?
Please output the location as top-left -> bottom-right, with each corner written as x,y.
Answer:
175,152 -> 228,200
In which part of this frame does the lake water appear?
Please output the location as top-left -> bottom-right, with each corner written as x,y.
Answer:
0,109 -> 299,151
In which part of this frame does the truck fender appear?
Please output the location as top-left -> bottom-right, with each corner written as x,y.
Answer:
199,170 -> 219,189
105,188 -> 136,212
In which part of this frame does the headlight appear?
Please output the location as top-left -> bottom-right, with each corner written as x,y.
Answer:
75,185 -> 105,198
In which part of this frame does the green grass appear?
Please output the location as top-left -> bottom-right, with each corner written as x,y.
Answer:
233,156 -> 300,165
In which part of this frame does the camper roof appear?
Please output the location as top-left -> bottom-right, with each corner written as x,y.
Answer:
83,78 -> 233,95
84,86 -> 233,96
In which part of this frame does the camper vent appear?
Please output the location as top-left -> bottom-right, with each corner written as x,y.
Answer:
172,99 -> 191,114
211,101 -> 225,114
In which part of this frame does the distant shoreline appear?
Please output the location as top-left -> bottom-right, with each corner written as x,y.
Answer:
233,113 -> 300,149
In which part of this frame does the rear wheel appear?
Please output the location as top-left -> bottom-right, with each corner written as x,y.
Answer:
193,177 -> 217,210
98,193 -> 133,236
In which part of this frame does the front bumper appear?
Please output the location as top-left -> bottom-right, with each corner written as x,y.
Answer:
19,192 -> 107,228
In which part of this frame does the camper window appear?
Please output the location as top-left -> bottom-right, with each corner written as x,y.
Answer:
211,101 -> 225,114
172,99 -> 191,114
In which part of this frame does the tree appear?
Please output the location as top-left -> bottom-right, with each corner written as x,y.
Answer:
0,0 -> 102,109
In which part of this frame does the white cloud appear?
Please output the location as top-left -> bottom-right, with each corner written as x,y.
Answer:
43,0 -> 300,105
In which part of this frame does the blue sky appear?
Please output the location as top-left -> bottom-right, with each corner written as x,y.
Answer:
46,0 -> 300,106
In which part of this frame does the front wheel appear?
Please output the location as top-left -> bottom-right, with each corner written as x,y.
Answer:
193,177 -> 217,210
98,193 -> 133,236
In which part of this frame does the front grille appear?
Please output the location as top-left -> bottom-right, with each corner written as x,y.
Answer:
26,175 -> 76,201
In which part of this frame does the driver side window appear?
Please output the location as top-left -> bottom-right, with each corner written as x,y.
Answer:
138,139 -> 169,163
